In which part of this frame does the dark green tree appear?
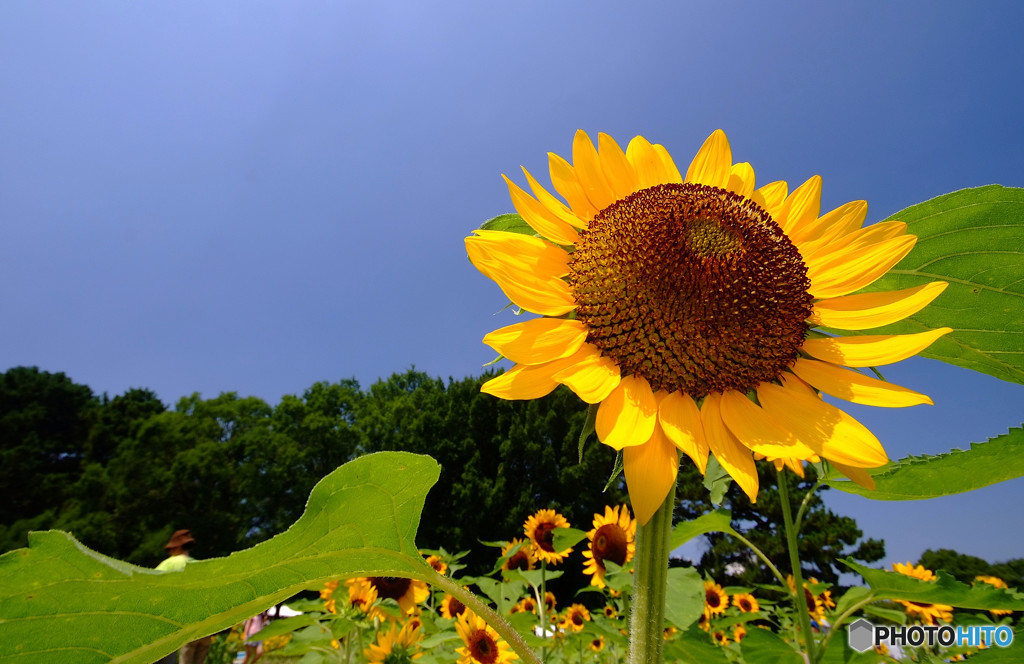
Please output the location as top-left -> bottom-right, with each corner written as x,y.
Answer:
919,548 -> 1024,590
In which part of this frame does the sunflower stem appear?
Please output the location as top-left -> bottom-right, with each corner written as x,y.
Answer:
540,561 -> 548,663
628,477 -> 676,664
728,530 -> 788,589
813,591 -> 877,664
778,468 -> 817,663
430,569 -> 543,664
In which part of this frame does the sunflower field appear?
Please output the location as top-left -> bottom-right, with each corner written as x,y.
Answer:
2,129 -> 1023,664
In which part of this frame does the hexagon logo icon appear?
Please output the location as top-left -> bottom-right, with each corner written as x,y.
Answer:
847,618 -> 875,653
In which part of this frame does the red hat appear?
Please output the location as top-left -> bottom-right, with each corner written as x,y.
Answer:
164,529 -> 195,550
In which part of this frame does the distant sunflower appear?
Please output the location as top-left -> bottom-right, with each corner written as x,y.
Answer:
500,538 -> 537,574
974,575 -> 1014,617
582,504 -> 636,588
467,129 -> 950,524
360,576 -> 430,617
733,592 -> 759,613
560,604 -> 591,632
733,625 -> 747,643
425,554 -> 448,576
510,596 -> 537,615
603,604 -> 617,619
456,611 -> 519,664
441,594 -> 468,620
809,577 -> 835,611
345,578 -> 383,621
704,580 -> 729,618
543,591 -> 557,614
787,575 -> 826,623
364,621 -> 424,663
712,630 -> 730,646
892,562 -> 954,624
589,636 -> 605,652
523,509 -> 572,565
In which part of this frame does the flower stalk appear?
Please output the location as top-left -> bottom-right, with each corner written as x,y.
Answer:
777,468 -> 817,663
628,477 -> 676,664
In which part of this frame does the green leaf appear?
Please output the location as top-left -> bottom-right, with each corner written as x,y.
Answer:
250,614 -> 324,641
552,527 -> 587,552
664,625 -> 730,664
664,567 -> 705,630
860,603 -> 908,624
822,426 -> 1024,500
842,559 -> 1024,610
738,627 -> 803,664
477,213 -> 536,236
0,452 -> 440,664
578,403 -> 599,462
833,586 -> 873,619
836,185 -> 1024,385
703,456 -> 733,505
670,509 -> 737,551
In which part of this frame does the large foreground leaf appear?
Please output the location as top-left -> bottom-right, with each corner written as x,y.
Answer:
0,452 -> 440,664
833,185 -> 1024,385
843,560 -> 1024,610
822,426 -> 1024,500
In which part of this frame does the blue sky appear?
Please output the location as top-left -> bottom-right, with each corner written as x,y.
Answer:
2,2 -> 1022,569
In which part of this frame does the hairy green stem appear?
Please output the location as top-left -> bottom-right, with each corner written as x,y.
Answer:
794,479 -> 822,532
778,469 -> 817,663
814,591 -> 877,664
430,570 -> 543,664
628,479 -> 677,664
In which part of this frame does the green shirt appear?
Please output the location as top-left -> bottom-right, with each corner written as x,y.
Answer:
155,554 -> 192,572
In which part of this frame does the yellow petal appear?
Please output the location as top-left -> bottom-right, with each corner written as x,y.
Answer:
685,129 -> 732,189
776,175 -> 822,236
482,317 -> 587,365
466,233 -> 575,316
481,363 -> 560,400
652,143 -> 684,184
521,167 -> 588,230
806,234 -> 917,299
503,175 -> 580,246
750,180 -> 788,219
597,132 -> 639,199
624,426 -> 680,526
790,200 -> 868,248
572,130 -> 618,211
727,162 -> 755,197
658,391 -> 709,474
596,375 -> 657,450
718,389 -> 816,458
802,221 -> 908,265
700,393 -> 759,502
801,328 -> 953,367
552,344 -> 621,404
755,381 -> 889,468
810,282 -> 948,330
829,460 -> 876,490
549,151 -> 598,220
790,358 -> 933,407
626,136 -> 674,189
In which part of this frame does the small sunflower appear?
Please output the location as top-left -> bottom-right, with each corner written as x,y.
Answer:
787,574 -> 827,623
456,611 -> 519,664
733,592 -> 759,613
345,578 -> 383,620
441,593 -> 468,619
663,627 -> 678,640
500,538 -> 537,575
560,604 -> 591,632
891,562 -> 954,625
510,596 -> 537,614
589,636 -> 605,652
543,591 -> 557,614
425,554 -> 448,576
733,625 -> 747,643
809,577 -> 835,611
603,604 -> 618,619
364,621 -> 424,663
364,576 -> 430,616
697,612 -> 710,632
466,129 -> 950,524
974,575 -> 1013,616
712,630 -> 731,646
582,504 -> 637,588
704,580 -> 729,618
524,509 -> 572,565
320,579 -> 340,600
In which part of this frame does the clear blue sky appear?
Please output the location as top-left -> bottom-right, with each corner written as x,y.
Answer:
2,2 -> 1022,569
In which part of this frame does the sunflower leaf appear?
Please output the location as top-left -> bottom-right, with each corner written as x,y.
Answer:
477,213 -> 537,236
603,450 -> 624,492
842,560 -> 1024,610
0,452 -> 440,664
738,626 -> 804,664
703,455 -> 734,506
665,625 -> 731,664
821,425 -> 1024,500
664,567 -> 705,630
578,403 -> 599,462
552,527 -> 588,552
669,509 -> 737,551
833,185 -> 1024,386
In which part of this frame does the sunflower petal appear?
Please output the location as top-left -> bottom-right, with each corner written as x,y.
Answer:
802,328 -> 953,367
626,136 -> 674,189
521,167 -> 588,230
553,345 -> 621,404
623,426 -> 680,526
750,180 -> 788,218
755,381 -> 889,468
572,130 -> 618,211
806,234 -> 917,299
829,460 -> 876,490
776,175 -> 822,236
658,391 -> 709,474
466,232 -> 575,315
482,317 -> 587,365
727,162 -> 755,197
596,375 -> 657,450
790,200 -> 868,248
597,132 -> 639,198
718,389 -> 816,458
652,143 -> 684,184
802,221 -> 908,265
549,152 -> 598,220
700,393 -> 759,502
685,129 -> 731,189
503,175 -> 580,246
810,282 -> 948,330
790,358 -> 933,407
481,363 -> 560,400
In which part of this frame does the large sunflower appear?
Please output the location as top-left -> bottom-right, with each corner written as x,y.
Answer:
703,580 -> 729,618
354,576 -> 430,617
466,129 -> 950,523
582,504 -> 637,588
892,562 -> 954,625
